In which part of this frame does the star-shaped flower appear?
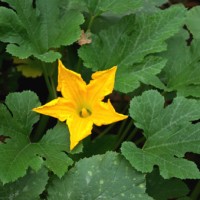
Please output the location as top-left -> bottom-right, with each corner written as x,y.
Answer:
33,60 -> 128,150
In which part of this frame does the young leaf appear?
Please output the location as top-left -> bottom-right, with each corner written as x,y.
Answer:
0,168 -> 48,200
0,91 -> 72,184
121,90 -> 200,179
146,168 -> 189,200
0,0 -> 84,62
48,152 -> 153,200
79,6 -> 185,93
14,57 -> 43,78
162,31 -> 200,97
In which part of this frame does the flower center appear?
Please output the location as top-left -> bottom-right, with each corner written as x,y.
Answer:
79,108 -> 91,118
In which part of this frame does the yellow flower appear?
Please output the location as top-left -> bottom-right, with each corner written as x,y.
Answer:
33,60 -> 128,150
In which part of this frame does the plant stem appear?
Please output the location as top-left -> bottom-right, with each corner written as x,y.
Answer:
76,57 -> 82,73
135,136 -> 145,146
76,15 -> 96,72
116,119 -> 128,138
32,63 -> 58,142
96,123 -> 115,139
114,119 -> 133,150
50,75 -> 57,98
126,127 -> 138,141
31,115 -> 49,142
87,15 -> 95,31
190,181 -> 200,200
41,63 -> 57,99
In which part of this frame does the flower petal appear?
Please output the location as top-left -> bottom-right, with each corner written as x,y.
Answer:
67,115 -> 93,150
33,97 -> 76,121
57,60 -> 87,106
87,66 -> 117,106
92,99 -> 128,126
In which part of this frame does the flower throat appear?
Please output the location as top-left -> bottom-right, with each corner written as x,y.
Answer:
79,108 -> 91,118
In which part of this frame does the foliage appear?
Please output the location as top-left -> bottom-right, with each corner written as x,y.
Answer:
161,31 -> 200,97
0,168 -> 48,200
0,0 -> 200,199
0,91 -> 73,184
121,90 -> 200,179
47,152 -> 152,200
0,0 -> 84,62
79,5 -> 185,93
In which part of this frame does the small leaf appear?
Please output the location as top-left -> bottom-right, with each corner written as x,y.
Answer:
121,90 -> 200,179
48,152 -> 153,200
0,168 -> 48,200
0,0 -> 84,62
14,57 -> 43,78
0,91 -> 72,184
78,30 -> 92,46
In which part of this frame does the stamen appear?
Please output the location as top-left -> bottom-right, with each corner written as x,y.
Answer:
80,108 -> 91,118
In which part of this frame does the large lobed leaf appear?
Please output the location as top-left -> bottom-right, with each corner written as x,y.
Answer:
0,168 -> 48,200
48,152 -> 152,200
161,6 -> 200,97
0,0 -> 84,62
162,30 -> 200,97
0,91 -> 72,184
79,5 -> 185,93
121,90 -> 200,179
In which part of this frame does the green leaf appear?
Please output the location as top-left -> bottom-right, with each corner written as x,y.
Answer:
146,168 -> 189,200
82,0 -> 142,16
79,6 -> 185,93
36,122 -> 72,175
141,0 -> 167,12
14,57 -> 43,78
48,152 -> 152,200
121,90 -> 200,179
115,56 -> 167,93
80,6 -> 185,69
162,30 -> 200,97
0,168 -> 48,200
1,91 -> 40,138
0,0 -> 84,62
186,6 -> 200,39
0,91 -> 72,184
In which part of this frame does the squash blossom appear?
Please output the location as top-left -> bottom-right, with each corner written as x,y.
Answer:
33,60 -> 128,150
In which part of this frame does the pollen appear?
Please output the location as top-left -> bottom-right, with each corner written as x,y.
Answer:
80,108 -> 91,118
